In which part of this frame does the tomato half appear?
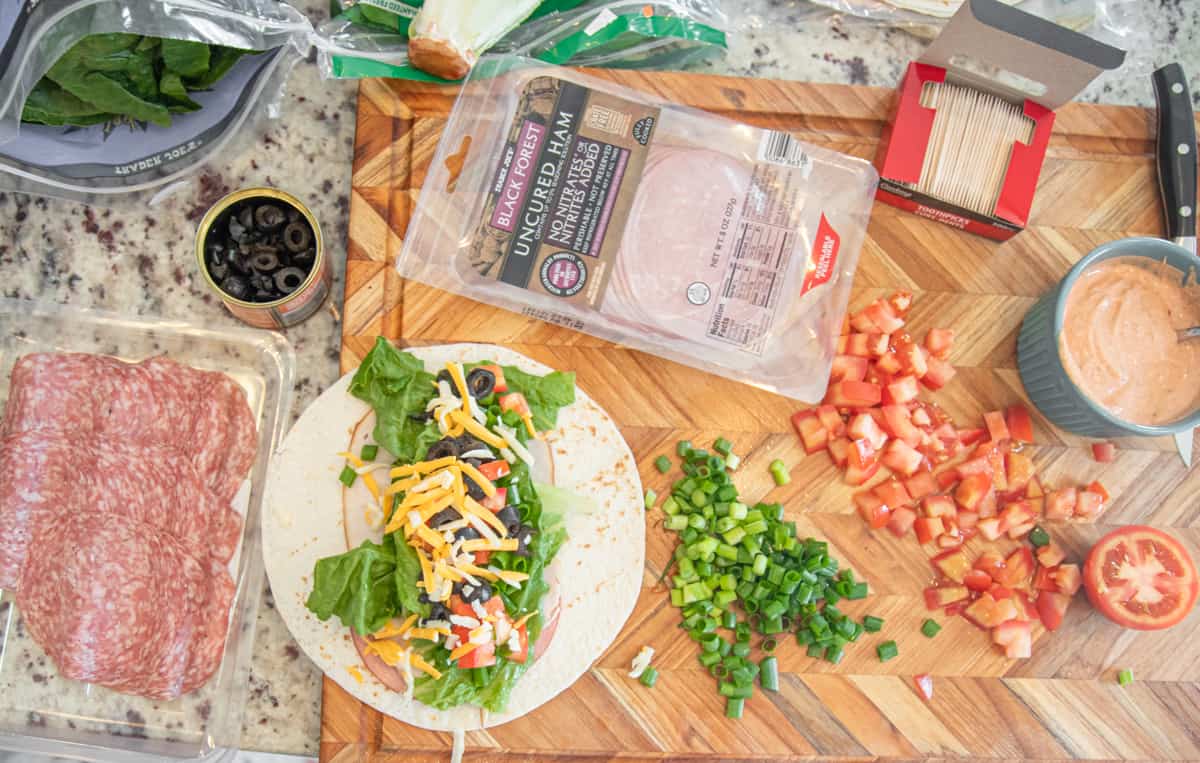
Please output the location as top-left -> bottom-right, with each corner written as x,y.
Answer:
1083,526 -> 1199,631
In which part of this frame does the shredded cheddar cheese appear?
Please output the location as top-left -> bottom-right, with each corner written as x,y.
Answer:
461,538 -> 519,553
373,614 -> 418,640
448,409 -> 507,449
462,496 -> 508,535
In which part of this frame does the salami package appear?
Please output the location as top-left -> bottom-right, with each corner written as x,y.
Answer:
0,0 -> 312,202
398,56 -> 879,402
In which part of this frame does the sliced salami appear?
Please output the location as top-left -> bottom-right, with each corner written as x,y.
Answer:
2,353 -> 257,501
0,430 -> 243,590
17,514 -> 236,700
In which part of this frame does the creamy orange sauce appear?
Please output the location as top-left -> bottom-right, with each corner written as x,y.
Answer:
1059,256 -> 1200,426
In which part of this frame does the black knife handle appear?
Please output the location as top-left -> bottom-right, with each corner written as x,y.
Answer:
1153,64 -> 1198,240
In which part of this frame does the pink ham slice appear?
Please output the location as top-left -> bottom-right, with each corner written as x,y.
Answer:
1,353 -> 256,501
16,513 -> 235,699
603,146 -> 753,340
0,430 -> 243,590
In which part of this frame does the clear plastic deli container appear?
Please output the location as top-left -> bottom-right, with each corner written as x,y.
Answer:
0,299 -> 295,762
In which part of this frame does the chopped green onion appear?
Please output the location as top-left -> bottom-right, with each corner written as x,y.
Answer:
1117,669 -> 1134,687
806,643 -> 825,658
726,453 -> 742,470
725,697 -> 745,719
921,619 -> 942,638
655,455 -> 672,473
846,582 -> 869,600
714,437 -> 733,455
644,489 -> 657,509
826,644 -> 845,664
759,656 -> 779,692
338,465 -> 358,487
877,641 -> 899,662
768,459 -> 790,486
360,444 -> 378,461
862,615 -> 884,633
639,667 -> 659,687
677,440 -> 692,456
662,496 -> 680,515
1028,526 -> 1050,548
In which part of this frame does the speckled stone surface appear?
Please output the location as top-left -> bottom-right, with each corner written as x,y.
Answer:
0,0 -> 1196,756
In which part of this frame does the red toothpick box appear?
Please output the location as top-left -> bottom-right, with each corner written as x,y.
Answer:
873,0 -> 1124,240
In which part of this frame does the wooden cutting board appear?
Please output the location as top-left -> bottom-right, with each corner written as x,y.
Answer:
324,70 -> 1200,762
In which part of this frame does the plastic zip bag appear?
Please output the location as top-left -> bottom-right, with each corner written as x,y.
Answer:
398,55 -> 879,402
315,1 -> 729,81
0,0 -> 313,202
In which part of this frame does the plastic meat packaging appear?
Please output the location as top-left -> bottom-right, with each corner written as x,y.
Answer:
0,0 -> 312,202
398,56 -> 879,402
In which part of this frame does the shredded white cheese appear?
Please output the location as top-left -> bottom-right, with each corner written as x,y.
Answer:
470,600 -> 488,619
450,614 -> 480,629
466,512 -> 500,541
401,647 -> 415,701
507,629 -> 521,654
468,623 -> 493,645
407,510 -> 422,530
496,423 -> 535,465
423,619 -> 451,631
629,645 -> 655,679
500,447 -> 517,463
494,617 -> 512,645
412,470 -> 454,493
445,633 -> 460,650
459,448 -> 493,460
352,462 -> 390,475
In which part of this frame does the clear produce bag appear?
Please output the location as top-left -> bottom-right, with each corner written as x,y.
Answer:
0,0 -> 313,202
398,56 -> 879,402
315,0 -> 730,81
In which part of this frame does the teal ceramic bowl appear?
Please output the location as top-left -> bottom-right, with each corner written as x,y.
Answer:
1017,236 -> 1200,438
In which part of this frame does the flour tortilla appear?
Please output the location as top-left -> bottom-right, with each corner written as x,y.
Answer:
262,343 -> 644,731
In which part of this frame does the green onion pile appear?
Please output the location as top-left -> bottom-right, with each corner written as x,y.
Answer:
651,440 -> 886,718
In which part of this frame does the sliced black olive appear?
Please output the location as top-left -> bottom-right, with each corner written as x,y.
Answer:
209,261 -> 229,281
514,524 -> 534,557
463,474 -> 485,501
435,369 -> 453,386
254,204 -> 286,231
453,525 -> 481,542
428,508 -> 461,528
424,437 -> 460,461
228,218 -> 247,242
283,222 -> 312,252
286,206 -> 301,223
496,505 -> 521,534
418,591 -> 430,604
292,248 -> 315,268
466,368 -> 495,399
457,580 -> 492,604
230,253 -> 252,276
453,435 -> 489,455
220,274 -> 250,301
427,602 -> 449,621
251,252 -> 279,272
238,205 -> 254,231
253,289 -> 275,301
274,266 -> 306,294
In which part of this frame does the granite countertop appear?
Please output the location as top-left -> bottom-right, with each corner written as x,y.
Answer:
1,0 -> 1197,756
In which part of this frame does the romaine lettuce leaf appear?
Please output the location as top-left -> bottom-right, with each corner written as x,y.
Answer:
305,539 -> 398,636
499,365 -> 575,431
348,337 -> 440,462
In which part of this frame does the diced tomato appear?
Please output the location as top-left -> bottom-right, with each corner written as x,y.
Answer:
827,437 -> 850,468
480,489 -> 507,513
1091,441 -> 1116,463
936,533 -> 964,549
1004,452 -> 1034,494
881,405 -> 922,447
977,517 -> 1003,541
992,619 -> 1032,658
793,413 -> 829,455
476,364 -> 507,394
911,406 -> 933,427
885,375 -> 921,405
867,333 -> 891,357
840,315 -> 851,335
873,479 -> 912,510
830,354 -> 870,382
1083,526 -> 1199,631
933,548 -> 972,583
995,547 -> 1033,588
923,328 -> 954,360
1050,564 -> 1082,596
898,343 -> 929,377
886,506 -> 918,537
997,500 -> 1035,534
1036,591 -> 1070,631
477,460 -> 511,481
1087,481 -> 1110,503
881,439 -> 924,477
835,335 -> 848,354
816,405 -> 846,437
1033,566 -> 1057,592
845,333 -> 873,357
844,458 -> 881,486
988,584 -> 1014,600
984,451 -> 1007,493
866,299 -> 906,333
922,355 -> 957,390
1074,490 -> 1105,518
457,640 -> 497,669
903,469 -> 938,501
956,511 -> 978,531
848,413 -> 889,450
964,568 -> 993,592
855,492 -> 892,530
982,410 -> 1010,442
505,623 -> 530,663
1003,404 -> 1033,443
875,352 -> 903,375
474,550 -> 492,564
925,585 -> 969,610
964,594 -> 1008,629
935,469 -> 960,491
498,392 -> 531,418
1044,488 -> 1077,520
955,458 -> 989,480
889,291 -> 914,315
915,516 -> 945,544
826,380 -> 882,408
1026,477 -> 1045,499
913,674 -> 934,701
921,495 -> 956,519
848,438 -> 877,469
955,473 -> 993,513
850,310 -> 880,333
1035,543 -> 1066,568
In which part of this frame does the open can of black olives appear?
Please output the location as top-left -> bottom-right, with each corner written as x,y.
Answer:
195,187 -> 331,329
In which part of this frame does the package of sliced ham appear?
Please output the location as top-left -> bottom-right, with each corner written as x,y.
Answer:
399,56 -> 879,401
